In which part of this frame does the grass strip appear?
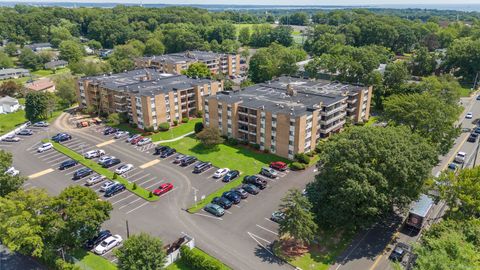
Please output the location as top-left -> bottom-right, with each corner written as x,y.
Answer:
71,249 -> 117,270
50,141 -> 158,201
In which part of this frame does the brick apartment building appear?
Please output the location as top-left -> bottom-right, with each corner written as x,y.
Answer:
77,69 -> 222,130
203,76 -> 372,159
135,50 -> 242,77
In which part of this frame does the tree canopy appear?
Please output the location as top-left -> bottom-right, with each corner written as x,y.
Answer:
115,233 -> 166,270
0,150 -> 26,197
182,62 -> 211,79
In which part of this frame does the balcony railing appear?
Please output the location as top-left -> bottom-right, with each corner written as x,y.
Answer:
320,120 -> 346,134
320,104 -> 347,116
321,112 -> 347,125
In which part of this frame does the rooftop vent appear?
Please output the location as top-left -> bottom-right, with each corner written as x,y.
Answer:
286,84 -> 297,97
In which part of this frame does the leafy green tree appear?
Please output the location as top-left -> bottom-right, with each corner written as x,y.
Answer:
208,23 -> 236,43
383,61 -> 409,94
410,75 -> 462,105
196,126 -> 224,148
87,40 -> 102,50
19,48 -> 42,70
238,26 -> 251,45
0,81 -> 20,97
280,12 -> 309,26
115,233 -> 166,270
182,62 -> 211,79
250,24 -> 272,48
4,42 -> 17,56
50,26 -> 73,47
0,51 -> 13,68
163,27 -> 203,53
0,150 -> 26,197
219,39 -> 240,54
270,26 -> 294,47
307,126 -> 437,230
108,44 -> 142,73
278,189 -> 317,247
54,74 -> 77,106
25,91 -> 49,121
69,59 -> 111,76
409,47 -> 437,76
445,38 -> 480,82
383,93 -> 461,154
144,38 -> 165,56
38,51 -> 54,65
127,39 -> 146,56
59,40 -> 84,63
107,113 -> 120,126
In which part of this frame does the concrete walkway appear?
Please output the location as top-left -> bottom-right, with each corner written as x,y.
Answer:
153,131 -> 194,144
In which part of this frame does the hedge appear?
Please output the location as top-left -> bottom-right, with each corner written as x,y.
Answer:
182,117 -> 189,123
290,162 -> 306,170
294,153 -> 311,164
194,122 -> 204,134
180,246 -> 230,270
159,122 -> 170,131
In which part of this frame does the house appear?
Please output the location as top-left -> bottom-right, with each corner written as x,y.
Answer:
24,78 -> 56,93
99,49 -> 113,59
0,68 -> 30,80
84,46 -> 94,55
25,43 -> 52,52
44,60 -> 68,70
0,96 -> 20,114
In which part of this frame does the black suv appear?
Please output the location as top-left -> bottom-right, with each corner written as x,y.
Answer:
52,133 -> 72,142
84,230 -> 111,249
222,191 -> 241,204
468,132 -> 478,143
222,170 -> 239,182
73,168 -> 93,180
102,158 -> 121,168
193,162 -> 211,173
59,159 -> 78,170
105,183 -> 126,197
243,175 -> 267,189
103,127 -> 118,135
212,196 -> 233,209
160,147 -> 176,158
180,156 -> 197,167
154,145 -> 169,155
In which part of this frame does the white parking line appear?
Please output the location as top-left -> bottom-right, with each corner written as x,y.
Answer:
265,217 -> 277,224
65,141 -> 83,147
144,182 -> 160,190
225,210 -> 232,214
247,232 -> 273,256
137,178 -> 157,186
104,190 -> 128,200
23,182 -> 31,187
34,150 -> 56,157
27,142 -> 43,151
62,164 -> 81,171
130,173 -> 151,183
123,170 -> 142,179
234,205 -> 241,208
195,210 -> 223,220
119,198 -> 142,209
65,169 -> 82,176
42,153 -> 63,161
45,155 -> 67,163
126,201 -> 149,214
111,194 -> 136,205
256,224 -> 278,236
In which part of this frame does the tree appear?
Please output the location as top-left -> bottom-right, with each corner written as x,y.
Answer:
383,61 -> 409,95
411,75 -> 462,105
445,38 -> 480,82
69,59 -> 111,76
278,189 -> 317,248
25,91 -> 49,121
0,51 -> 13,68
54,74 -> 77,106
182,62 -> 211,79
4,42 -> 17,56
194,122 -> 204,134
196,127 -> 224,148
270,26 -> 294,47
238,27 -> 251,45
307,126 -> 437,230
59,40 -> 84,63
144,38 -> 165,56
108,44 -> 142,73
0,150 -> 26,197
87,40 -> 102,51
19,48 -> 42,70
127,39 -> 146,56
383,93 -> 461,154
107,113 -> 120,126
115,233 -> 166,270
409,47 -> 437,76
0,80 -> 20,97
250,24 -> 272,48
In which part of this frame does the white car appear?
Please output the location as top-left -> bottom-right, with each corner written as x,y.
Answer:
100,180 -> 117,192
115,164 -> 133,174
2,136 -> 20,142
136,138 -> 152,146
33,121 -> 49,127
94,234 -> 123,255
4,167 -> 19,176
114,131 -> 129,139
37,142 -> 53,153
213,168 -> 230,179
84,149 -> 106,159
98,155 -> 115,165
454,151 -> 467,164
86,175 -> 106,186
466,112 -> 473,119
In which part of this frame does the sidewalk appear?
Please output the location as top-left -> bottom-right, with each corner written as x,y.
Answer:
153,131 -> 194,144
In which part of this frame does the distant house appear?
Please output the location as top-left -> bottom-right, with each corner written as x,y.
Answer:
25,43 -> 52,52
44,60 -> 68,70
84,46 -> 94,55
99,49 -> 113,59
0,68 -> 30,80
0,96 -> 20,114
24,78 -> 56,93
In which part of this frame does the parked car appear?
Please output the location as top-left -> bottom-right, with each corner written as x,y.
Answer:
213,168 -> 229,179
447,163 -> 459,172
260,167 -> 277,178
222,170 -> 239,182
466,112 -> 473,119
105,183 -> 126,197
243,175 -> 267,189
100,181 -> 118,192
2,136 -> 20,142
475,127 -> 480,134
231,187 -> 248,199
270,161 -> 288,171
73,168 -> 93,180
59,159 -> 78,170
242,184 -> 260,194
84,149 -> 106,159
468,133 -> 478,143
115,164 -> 133,174
98,155 -> 115,165
180,156 -> 197,167
114,131 -> 129,139
173,154 -> 186,164
477,95 -> 480,101
154,145 -> 169,155
130,136 -> 144,145
193,162 -> 211,173
212,197 -> 233,209
160,148 -> 176,158
153,183 -> 174,196
4,166 -> 19,176
126,134 -> 141,143
454,151 -> 467,164
52,133 -> 71,142
33,121 -> 49,127
94,234 -> 123,254
136,137 -> 152,146
85,230 -> 111,249
204,203 -> 225,217
222,191 -> 241,204
86,175 -> 106,186
389,243 -> 410,262
103,127 -> 118,135
102,158 -> 121,168
37,142 -> 53,153
271,211 -> 286,223
16,129 -> 33,135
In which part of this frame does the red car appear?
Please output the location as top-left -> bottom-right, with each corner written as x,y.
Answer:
270,161 -> 288,171
153,183 -> 174,196
130,136 -> 144,145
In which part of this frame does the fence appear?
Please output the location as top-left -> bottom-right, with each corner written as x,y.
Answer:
164,235 -> 195,267
0,122 -> 29,141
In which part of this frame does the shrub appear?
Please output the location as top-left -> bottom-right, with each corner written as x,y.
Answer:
294,153 -> 311,164
196,110 -> 203,118
263,148 -> 270,154
180,246 -> 226,270
132,183 -> 137,190
182,117 -> 189,123
291,162 -> 306,170
144,125 -> 154,132
173,120 -> 179,126
131,123 -> 138,128
306,151 -> 315,157
55,259 -> 81,270
251,143 -> 260,150
159,122 -> 170,131
240,139 -> 249,145
194,122 -> 204,134
149,192 -> 153,198
227,137 -> 238,146
113,173 -> 117,179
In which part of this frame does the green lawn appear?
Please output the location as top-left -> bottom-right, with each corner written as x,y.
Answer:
149,119 -> 201,142
459,87 -> 473,97
0,107 -> 62,135
166,248 -> 231,270
71,249 -> 117,270
31,67 -> 70,77
364,116 -> 378,127
163,136 -> 290,212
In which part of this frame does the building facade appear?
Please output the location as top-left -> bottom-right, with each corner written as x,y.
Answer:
77,69 -> 222,130
203,76 -> 372,159
135,51 -> 241,77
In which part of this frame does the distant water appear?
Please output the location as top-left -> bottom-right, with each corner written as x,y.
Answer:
0,2 -> 479,12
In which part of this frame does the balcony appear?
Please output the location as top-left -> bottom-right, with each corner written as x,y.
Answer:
322,112 -> 346,125
320,120 -> 346,134
347,107 -> 356,112
347,99 -> 358,104
320,104 -> 347,116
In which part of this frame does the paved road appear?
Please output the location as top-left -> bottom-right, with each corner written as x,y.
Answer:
0,244 -> 46,270
1,112 -> 313,270
330,93 -> 480,270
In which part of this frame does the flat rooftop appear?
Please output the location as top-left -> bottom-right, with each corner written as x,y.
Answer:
82,69 -> 212,97
143,50 -> 234,64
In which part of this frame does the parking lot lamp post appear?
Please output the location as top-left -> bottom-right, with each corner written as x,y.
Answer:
193,187 -> 198,208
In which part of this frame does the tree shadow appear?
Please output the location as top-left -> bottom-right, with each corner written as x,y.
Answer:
0,246 -> 46,270
253,244 -> 287,266
190,141 -> 221,154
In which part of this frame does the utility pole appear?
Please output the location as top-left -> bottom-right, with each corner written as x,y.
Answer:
473,136 -> 480,167
126,220 -> 130,238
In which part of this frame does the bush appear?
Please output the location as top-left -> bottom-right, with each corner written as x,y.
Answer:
144,125 -> 154,132
251,143 -> 260,150
132,183 -> 137,190
263,148 -> 270,154
159,122 -> 170,131
196,110 -> 203,118
294,153 -> 311,164
306,151 -> 315,157
149,192 -> 153,198
55,259 -> 81,270
194,122 -> 204,134
180,246 -> 226,270
182,117 -> 189,123
240,139 -> 249,145
227,137 -> 239,146
173,120 -> 179,126
113,173 -> 118,179
290,162 -> 306,170
131,123 -> 138,128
